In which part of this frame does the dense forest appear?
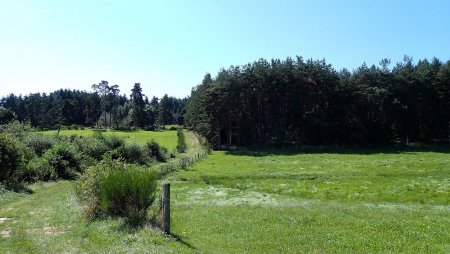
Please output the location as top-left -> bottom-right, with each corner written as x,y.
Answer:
185,56 -> 450,147
0,82 -> 186,129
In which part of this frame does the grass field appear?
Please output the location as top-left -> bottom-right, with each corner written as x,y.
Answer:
167,149 -> 450,253
38,129 -> 178,151
1,142 -> 449,253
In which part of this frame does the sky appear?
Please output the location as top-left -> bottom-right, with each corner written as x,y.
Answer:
0,0 -> 449,99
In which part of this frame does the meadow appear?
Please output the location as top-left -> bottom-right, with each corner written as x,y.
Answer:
168,149 -> 450,253
1,136 -> 449,253
39,129 -> 178,151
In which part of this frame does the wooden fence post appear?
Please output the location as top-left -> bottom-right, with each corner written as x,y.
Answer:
162,183 -> 170,235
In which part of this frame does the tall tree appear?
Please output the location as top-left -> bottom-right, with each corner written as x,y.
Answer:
130,83 -> 146,127
157,94 -> 172,127
109,84 -> 120,128
92,80 -> 110,127
59,99 -> 76,125
84,93 -> 101,126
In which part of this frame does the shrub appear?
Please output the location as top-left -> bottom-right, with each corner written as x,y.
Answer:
179,155 -> 194,169
75,157 -> 117,219
116,144 -> 149,165
42,142 -> 83,179
146,140 -> 167,162
0,134 -> 25,184
145,125 -> 156,131
0,121 -> 33,141
99,166 -> 157,224
25,157 -> 55,181
73,136 -> 109,160
24,134 -> 56,156
176,128 -> 187,153
104,135 -> 125,149
75,158 -> 158,224
92,130 -> 105,140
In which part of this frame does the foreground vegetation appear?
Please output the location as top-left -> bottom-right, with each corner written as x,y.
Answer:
1,125 -> 448,252
0,181 -> 192,253
0,128 -> 202,253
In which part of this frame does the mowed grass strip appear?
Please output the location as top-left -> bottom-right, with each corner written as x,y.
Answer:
39,130 -> 178,151
168,150 -> 450,253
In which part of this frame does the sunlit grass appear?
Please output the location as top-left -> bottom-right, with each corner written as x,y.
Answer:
168,149 -> 450,253
0,181 -> 193,253
1,144 -> 449,253
39,129 -> 178,151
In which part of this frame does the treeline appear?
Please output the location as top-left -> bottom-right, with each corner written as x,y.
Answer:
0,82 -> 186,129
185,56 -> 450,147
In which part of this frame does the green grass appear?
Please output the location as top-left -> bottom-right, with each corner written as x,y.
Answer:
1,139 -> 449,253
39,129 -> 178,151
0,181 -> 193,253
167,149 -> 450,253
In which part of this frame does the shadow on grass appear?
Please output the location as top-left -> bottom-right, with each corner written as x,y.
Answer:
170,232 -> 199,252
224,144 -> 450,157
111,218 -> 199,251
1,183 -> 34,194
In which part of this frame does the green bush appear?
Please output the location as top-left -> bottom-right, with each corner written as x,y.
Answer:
92,130 -> 105,140
99,166 -> 157,224
104,135 -> 125,149
146,140 -> 167,162
73,136 -> 109,160
24,134 -> 56,156
75,157 -> 117,219
176,128 -> 187,153
0,134 -> 25,184
75,158 -> 158,223
116,144 -> 149,165
42,142 -> 83,179
25,157 -> 55,181
179,155 -> 194,169
0,121 -> 33,141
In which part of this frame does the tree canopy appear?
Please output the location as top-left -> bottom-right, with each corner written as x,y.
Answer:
185,56 -> 450,147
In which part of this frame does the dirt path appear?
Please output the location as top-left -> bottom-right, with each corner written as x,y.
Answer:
185,130 -> 202,155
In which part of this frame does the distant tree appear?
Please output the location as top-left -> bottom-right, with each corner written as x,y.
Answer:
157,94 -> 172,127
0,106 -> 16,124
130,83 -> 146,127
59,99 -> 76,125
84,93 -> 101,126
109,84 -> 120,128
92,81 -> 110,127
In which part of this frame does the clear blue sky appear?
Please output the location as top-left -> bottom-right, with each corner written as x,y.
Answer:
1,0 -> 449,98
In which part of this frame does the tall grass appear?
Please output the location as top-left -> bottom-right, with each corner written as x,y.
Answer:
99,167 -> 157,224
75,158 -> 158,224
176,128 -> 186,153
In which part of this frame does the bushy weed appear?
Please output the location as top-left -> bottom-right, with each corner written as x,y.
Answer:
75,158 -> 158,224
0,134 -> 26,184
24,133 -> 56,156
99,166 -> 157,224
146,140 -> 168,162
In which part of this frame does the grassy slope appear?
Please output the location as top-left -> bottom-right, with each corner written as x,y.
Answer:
168,150 -> 450,253
39,130 -> 178,151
